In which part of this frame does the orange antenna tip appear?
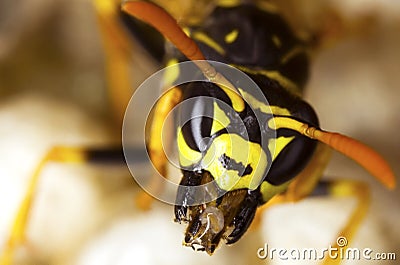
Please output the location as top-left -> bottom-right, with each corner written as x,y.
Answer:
272,117 -> 396,189
313,130 -> 396,190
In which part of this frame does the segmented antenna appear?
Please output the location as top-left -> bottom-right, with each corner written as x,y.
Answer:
271,117 -> 396,189
122,1 -> 245,112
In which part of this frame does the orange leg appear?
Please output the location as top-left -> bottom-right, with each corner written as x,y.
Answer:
0,146 -> 143,264
0,146 -> 88,265
321,179 -> 370,265
136,87 -> 182,210
93,0 -> 161,127
1,1 -> 181,263
93,0 -> 134,126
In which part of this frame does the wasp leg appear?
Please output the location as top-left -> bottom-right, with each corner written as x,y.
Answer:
252,143 -> 370,265
92,0 -> 135,126
283,143 -> 370,265
0,146 -> 143,265
257,179 -> 370,265
93,0 -> 162,127
0,147 -> 85,265
136,87 -> 182,210
319,179 -> 370,265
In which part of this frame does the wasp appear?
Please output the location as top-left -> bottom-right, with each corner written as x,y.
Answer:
121,0 -> 396,257
1,0 -> 397,264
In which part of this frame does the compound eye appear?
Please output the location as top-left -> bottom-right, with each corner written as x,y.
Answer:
179,96 -> 214,152
266,136 -> 317,185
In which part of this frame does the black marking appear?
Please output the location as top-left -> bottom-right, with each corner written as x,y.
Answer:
191,4 -> 309,90
279,51 -> 309,89
243,164 -> 253,176
219,154 -> 253,177
87,147 -> 146,164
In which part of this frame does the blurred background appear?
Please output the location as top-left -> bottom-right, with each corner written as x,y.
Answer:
0,0 -> 399,264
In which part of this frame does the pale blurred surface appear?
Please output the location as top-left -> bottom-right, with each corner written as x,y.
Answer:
0,1 -> 399,265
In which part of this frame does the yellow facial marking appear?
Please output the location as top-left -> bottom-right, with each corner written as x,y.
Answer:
214,83 -> 245,113
210,102 -> 231,135
177,127 -> 202,167
268,136 -> 295,161
202,134 -> 268,191
267,116 -> 305,132
238,88 -> 291,116
224,29 -> 239,44
192,32 -> 225,55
